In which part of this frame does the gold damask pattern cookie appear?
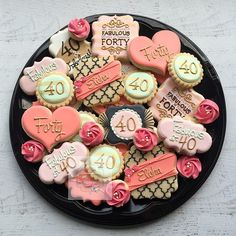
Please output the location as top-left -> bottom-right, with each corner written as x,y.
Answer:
69,56 -> 114,80
83,79 -> 125,107
125,143 -> 178,199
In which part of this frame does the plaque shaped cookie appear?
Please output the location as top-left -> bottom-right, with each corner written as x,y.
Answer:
69,56 -> 114,80
92,15 -> 139,61
157,116 -> 213,155
148,78 -> 204,120
98,105 -> 155,145
83,79 -> 125,107
49,28 -> 91,64
125,143 -> 178,199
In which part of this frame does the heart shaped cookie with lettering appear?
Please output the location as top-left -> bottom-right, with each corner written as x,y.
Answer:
127,30 -> 181,75
21,106 -> 81,152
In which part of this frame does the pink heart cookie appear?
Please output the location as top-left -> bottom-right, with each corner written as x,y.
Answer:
39,142 -> 89,184
128,30 -> 181,75
21,105 -> 81,152
19,57 -> 68,95
157,116 -> 212,155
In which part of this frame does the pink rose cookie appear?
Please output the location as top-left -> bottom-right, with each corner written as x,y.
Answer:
157,116 -> 212,155
177,155 -> 202,179
49,28 -> 91,64
194,99 -> 220,124
133,128 -> 158,152
128,30 -> 181,75
21,105 -> 81,152
19,57 -> 68,95
98,105 -> 155,145
21,140 -> 45,163
148,78 -> 204,120
68,18 -> 90,41
39,142 -> 89,184
79,121 -> 104,147
92,15 -> 139,61
68,170 -> 108,206
105,180 -> 130,208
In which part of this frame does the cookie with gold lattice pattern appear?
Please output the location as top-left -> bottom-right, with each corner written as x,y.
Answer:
69,56 -> 114,80
83,79 -> 125,107
125,143 -> 178,199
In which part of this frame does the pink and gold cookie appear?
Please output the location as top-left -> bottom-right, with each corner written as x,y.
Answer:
157,116 -> 212,155
148,78 -> 204,120
39,142 -> 89,184
68,170 -> 108,206
19,57 -> 68,95
69,55 -> 114,80
92,15 -> 139,61
128,30 -> 181,75
49,28 -> 91,64
98,105 -> 155,145
74,60 -> 124,107
86,144 -> 124,182
123,71 -> 157,104
21,105 -> 81,152
36,72 -> 74,109
168,53 -> 203,89
124,143 -> 178,199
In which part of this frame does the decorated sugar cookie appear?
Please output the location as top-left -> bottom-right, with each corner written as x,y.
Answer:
194,99 -> 220,124
68,18 -> 90,41
21,140 -> 46,163
92,15 -> 139,61
124,143 -> 178,199
79,121 -> 104,147
105,180 -> 130,207
39,142 -> 89,184
49,28 -> 91,64
177,155 -> 202,179
19,57 -> 68,95
148,78 -> 204,120
68,170 -> 108,206
128,30 -> 181,75
98,105 -> 155,145
133,128 -> 158,152
36,72 -> 74,109
123,71 -> 157,104
86,144 -> 124,182
74,60 -> 124,107
69,55 -> 114,80
21,106 -> 81,152
157,116 -> 212,155
168,53 -> 203,88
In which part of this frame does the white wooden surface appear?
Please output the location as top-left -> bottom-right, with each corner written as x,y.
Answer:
0,0 -> 235,235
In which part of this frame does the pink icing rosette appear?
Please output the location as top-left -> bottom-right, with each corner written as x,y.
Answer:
79,121 -> 104,146
177,156 -> 202,179
105,180 -> 130,207
194,99 -> 219,124
21,140 -> 45,163
68,18 -> 90,41
133,128 -> 158,152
